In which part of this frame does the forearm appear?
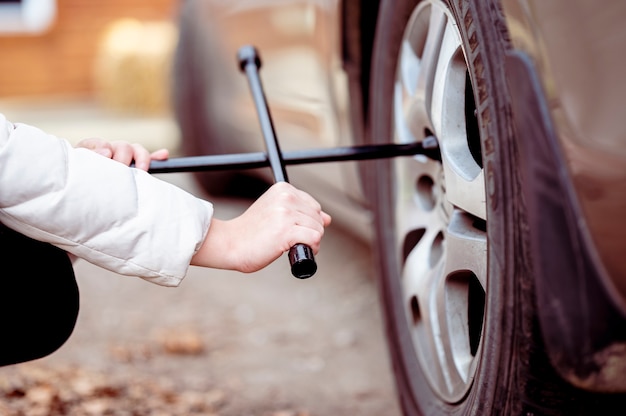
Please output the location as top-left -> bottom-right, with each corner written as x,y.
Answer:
190,218 -> 237,270
0,115 -> 213,286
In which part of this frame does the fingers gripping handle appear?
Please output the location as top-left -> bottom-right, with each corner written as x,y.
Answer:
238,45 -> 317,279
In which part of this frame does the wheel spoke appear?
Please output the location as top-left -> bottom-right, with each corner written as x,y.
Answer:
444,210 -> 487,288
395,5 -> 448,143
394,80 -> 426,144
403,234 -> 451,390
424,15 -> 485,220
414,5 -> 447,118
430,19 -> 464,136
442,162 -> 486,220
434,263 -> 475,394
405,242 -> 470,396
396,41 -> 430,143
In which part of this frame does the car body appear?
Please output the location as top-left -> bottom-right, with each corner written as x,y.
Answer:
172,0 -> 626,413
502,0 -> 626,394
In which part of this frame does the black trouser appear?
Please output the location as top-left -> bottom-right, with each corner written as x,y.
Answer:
0,223 -> 79,366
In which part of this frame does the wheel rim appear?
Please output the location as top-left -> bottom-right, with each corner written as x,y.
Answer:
392,0 -> 487,403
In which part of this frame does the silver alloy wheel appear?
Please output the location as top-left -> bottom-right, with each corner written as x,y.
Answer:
393,0 -> 488,403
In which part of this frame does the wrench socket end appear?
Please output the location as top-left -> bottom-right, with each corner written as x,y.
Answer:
289,244 -> 317,279
237,45 -> 262,72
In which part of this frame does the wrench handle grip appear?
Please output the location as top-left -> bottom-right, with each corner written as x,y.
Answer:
238,45 -> 317,279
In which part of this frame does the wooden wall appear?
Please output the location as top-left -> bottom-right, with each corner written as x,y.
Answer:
0,0 -> 179,98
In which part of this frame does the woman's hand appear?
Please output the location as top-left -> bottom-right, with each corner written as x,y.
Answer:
75,138 -> 169,171
191,182 -> 332,273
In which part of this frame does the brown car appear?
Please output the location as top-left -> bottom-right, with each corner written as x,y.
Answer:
172,0 -> 626,414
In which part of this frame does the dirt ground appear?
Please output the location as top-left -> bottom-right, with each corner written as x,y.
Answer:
0,172 -> 402,416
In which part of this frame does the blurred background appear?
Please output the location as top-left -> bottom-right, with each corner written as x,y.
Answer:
0,1 -> 401,415
0,0 -> 181,151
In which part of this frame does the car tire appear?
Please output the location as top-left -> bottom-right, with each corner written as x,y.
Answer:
367,0 -> 625,414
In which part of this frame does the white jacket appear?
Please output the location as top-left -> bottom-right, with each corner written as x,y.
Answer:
0,113 -> 213,287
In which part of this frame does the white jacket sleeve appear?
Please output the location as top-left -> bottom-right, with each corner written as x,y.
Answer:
0,113 -> 214,287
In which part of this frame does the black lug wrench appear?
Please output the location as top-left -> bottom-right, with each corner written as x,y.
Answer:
145,45 -> 440,279
147,140 -> 440,174
237,45 -> 317,279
